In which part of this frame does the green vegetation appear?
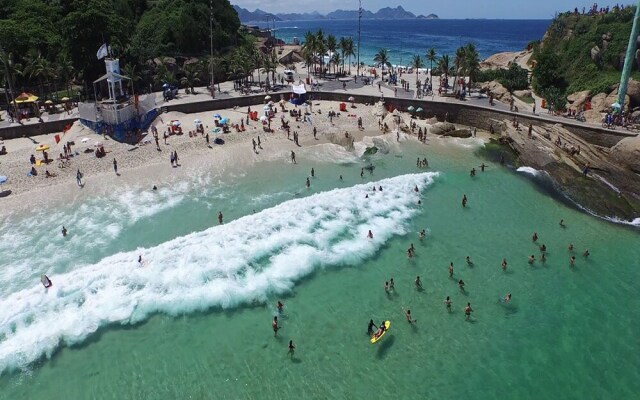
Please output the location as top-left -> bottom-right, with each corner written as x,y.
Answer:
531,6 -> 640,109
477,64 -> 529,92
0,0 -> 249,101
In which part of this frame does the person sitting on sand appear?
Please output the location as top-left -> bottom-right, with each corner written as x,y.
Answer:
29,166 -> 37,176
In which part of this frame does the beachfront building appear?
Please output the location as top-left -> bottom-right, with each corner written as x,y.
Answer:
78,58 -> 157,143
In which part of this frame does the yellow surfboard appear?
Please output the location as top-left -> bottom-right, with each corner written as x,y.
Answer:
370,321 -> 391,344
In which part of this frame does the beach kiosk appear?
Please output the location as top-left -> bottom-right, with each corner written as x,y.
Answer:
290,82 -> 307,105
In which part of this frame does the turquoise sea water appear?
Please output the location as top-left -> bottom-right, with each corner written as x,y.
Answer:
1,137 -> 639,399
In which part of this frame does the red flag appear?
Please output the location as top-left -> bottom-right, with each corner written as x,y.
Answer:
54,134 -> 61,144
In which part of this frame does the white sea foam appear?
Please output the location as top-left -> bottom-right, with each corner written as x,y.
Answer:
516,166 -> 540,177
0,172 -> 437,374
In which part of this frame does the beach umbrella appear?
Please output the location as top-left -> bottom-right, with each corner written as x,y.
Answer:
214,113 -> 222,118
81,138 -> 89,143
407,106 -> 415,112
220,117 -> 229,124
172,121 -> 181,126
0,176 -> 7,184
265,95 -> 271,101
194,119 -> 202,124
415,107 -> 424,113
36,144 -> 50,152
260,115 -> 268,122
44,100 -> 53,105
348,96 -> 355,102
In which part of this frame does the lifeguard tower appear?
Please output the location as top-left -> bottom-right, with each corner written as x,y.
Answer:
78,58 -> 157,143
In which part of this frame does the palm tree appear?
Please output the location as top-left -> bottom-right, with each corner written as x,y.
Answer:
340,37 -> 355,74
338,36 -> 348,74
438,54 -> 451,85
121,63 -> 141,93
373,48 -> 392,72
330,52 -> 342,75
464,43 -> 481,90
181,63 -> 201,94
314,30 -> 327,77
23,50 -> 46,97
56,54 -> 75,98
454,46 -> 467,91
410,55 -> 424,84
303,30 -> 317,75
426,47 -> 437,82
326,34 -> 337,74
262,52 -> 279,84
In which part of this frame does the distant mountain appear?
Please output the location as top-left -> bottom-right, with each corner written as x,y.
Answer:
232,4 -> 437,23
417,14 -> 440,20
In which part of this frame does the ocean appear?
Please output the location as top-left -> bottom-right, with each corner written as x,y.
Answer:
260,19 -> 551,65
1,135 -> 639,399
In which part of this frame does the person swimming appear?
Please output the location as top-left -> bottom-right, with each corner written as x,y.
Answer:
532,232 -> 538,242
540,244 -> 547,252
306,177 -> 310,188
466,256 -> 473,266
367,230 -> 373,239
405,309 -> 415,324
444,296 -> 452,311
503,293 -> 512,303
415,276 -> 422,289
288,340 -> 296,358
465,303 -> 473,319
277,301 -> 284,313
449,262 -> 454,277
138,255 -> 143,264
419,229 -> 426,240
528,255 -> 535,264
583,249 -> 590,257
384,281 -> 389,292
414,185 -> 419,193
272,316 -> 280,336
559,219 -> 565,227
367,319 -> 378,335
502,258 -> 508,270
462,194 -> 468,207
41,275 -> 52,288
458,279 -> 465,291
568,243 -> 574,251
570,256 -> 576,266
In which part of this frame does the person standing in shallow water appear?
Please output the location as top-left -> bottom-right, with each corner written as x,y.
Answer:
288,340 -> 296,358
462,194 -> 468,207
311,168 -> 315,177
465,302 -> 473,320
291,151 -> 296,164
272,316 -> 280,337
218,211 -> 223,224
306,177 -> 310,188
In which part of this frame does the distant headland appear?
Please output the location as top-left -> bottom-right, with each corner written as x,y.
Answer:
232,5 -> 439,23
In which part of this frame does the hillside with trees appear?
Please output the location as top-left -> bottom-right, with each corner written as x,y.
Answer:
0,0 -> 248,102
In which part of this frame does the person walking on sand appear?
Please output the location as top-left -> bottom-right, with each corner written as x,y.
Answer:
76,169 -> 83,186
291,151 -> 296,164
113,158 -> 118,175
257,136 -> 262,149
288,340 -> 296,358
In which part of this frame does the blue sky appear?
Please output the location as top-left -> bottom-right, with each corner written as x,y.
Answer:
232,0 -> 635,19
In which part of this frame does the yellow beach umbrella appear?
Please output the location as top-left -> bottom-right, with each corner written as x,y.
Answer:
36,144 -> 50,152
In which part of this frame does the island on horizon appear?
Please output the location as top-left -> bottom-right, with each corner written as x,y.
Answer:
232,5 -> 439,23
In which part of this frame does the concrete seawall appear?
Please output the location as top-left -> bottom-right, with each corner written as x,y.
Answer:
1,92 -> 636,149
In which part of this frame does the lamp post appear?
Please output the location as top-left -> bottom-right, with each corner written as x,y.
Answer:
357,0 -> 362,77
210,0 -> 215,98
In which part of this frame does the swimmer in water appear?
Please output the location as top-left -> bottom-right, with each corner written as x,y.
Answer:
480,163 -> 486,172
373,186 -> 376,191
409,243 -> 415,255
466,256 -> 473,266
389,278 -> 395,291
384,281 -> 389,292
415,276 -> 422,289
339,175 -> 343,181
449,262 -> 454,277
306,177 -> 310,188
378,186 -> 382,191
418,200 -> 422,205
272,316 -> 280,336
541,253 -> 546,262
462,194 -> 468,207
367,230 -> 373,239
419,229 -> 426,240
465,303 -> 473,320
138,255 -> 143,264
568,243 -> 574,251
61,226 -> 67,237
559,219 -> 565,227
503,293 -> 512,303
502,258 -> 508,270
532,232 -> 538,242
583,249 -> 590,257
367,319 -> 377,335
405,309 -> 416,324
540,244 -> 547,252
365,194 -> 369,198
414,185 -> 419,193
152,185 -> 158,190
528,255 -> 535,264
570,256 -> 576,266
288,340 -> 296,358
277,301 -> 284,313
218,211 -> 223,224
407,248 -> 412,258
444,296 -> 452,312
458,279 -> 465,291
311,167 -> 315,177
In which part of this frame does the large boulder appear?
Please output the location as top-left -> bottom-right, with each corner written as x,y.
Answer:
429,122 -> 456,136
442,129 -> 472,138
611,136 -> 640,173
513,89 -> 532,98
566,90 -> 591,111
589,92 -> 607,112
605,89 -> 630,112
583,109 -> 604,124
627,78 -> 640,108
480,80 -> 512,104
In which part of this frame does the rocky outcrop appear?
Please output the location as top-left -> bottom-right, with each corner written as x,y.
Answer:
429,122 -> 456,135
611,136 -> 640,174
442,129 -> 472,138
480,81 -> 512,104
566,90 -> 591,111
480,50 -> 532,71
